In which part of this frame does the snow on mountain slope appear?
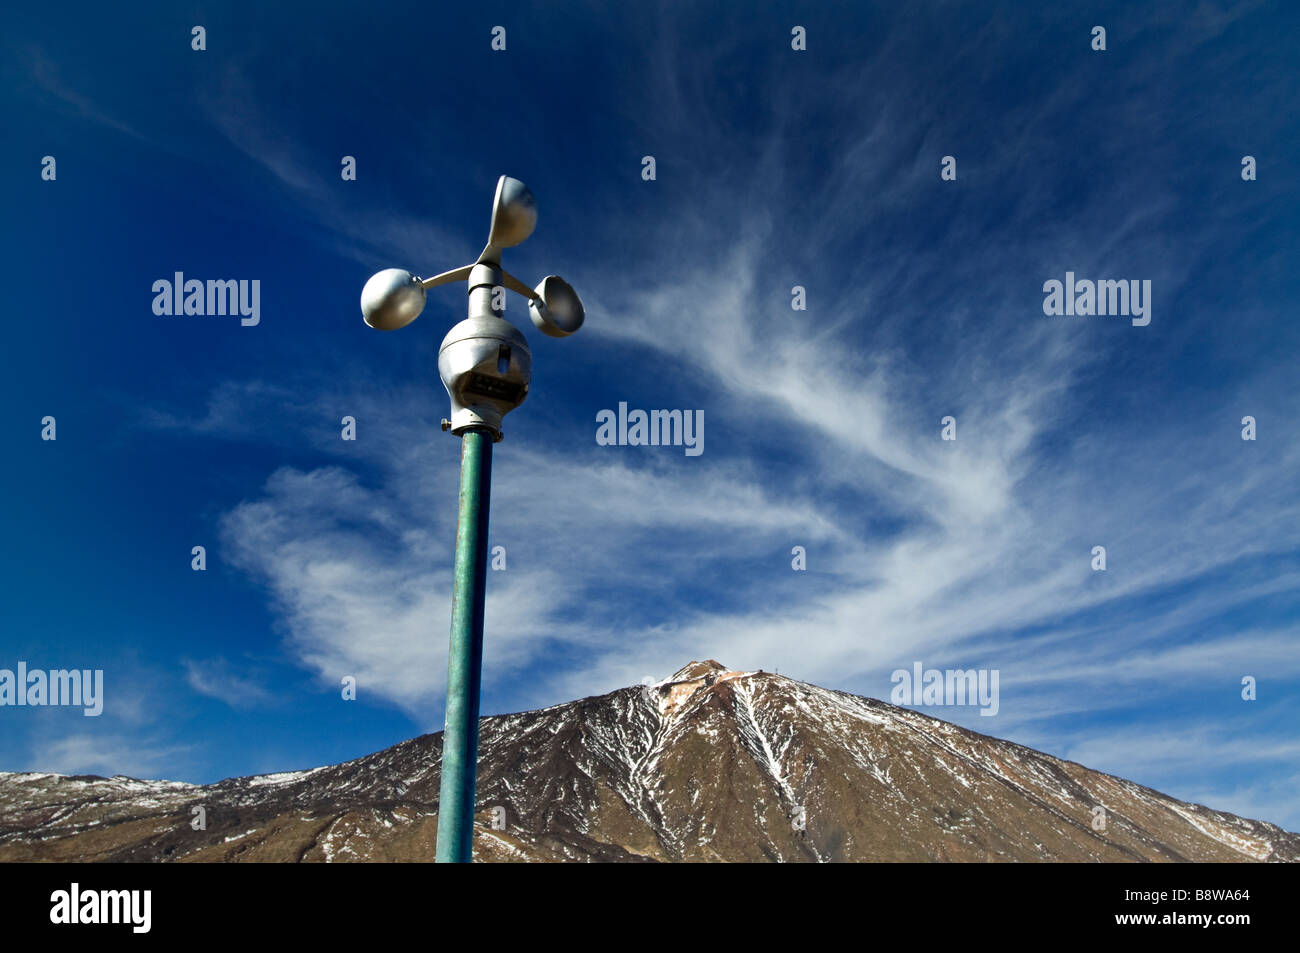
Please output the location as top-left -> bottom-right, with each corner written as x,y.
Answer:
1,661 -> 1294,862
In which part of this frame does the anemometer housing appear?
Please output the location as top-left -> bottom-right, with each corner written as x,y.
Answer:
438,264 -> 532,439
359,175 -> 584,440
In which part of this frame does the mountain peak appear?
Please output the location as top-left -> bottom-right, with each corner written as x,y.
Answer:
2,663 -> 1296,862
668,659 -> 731,681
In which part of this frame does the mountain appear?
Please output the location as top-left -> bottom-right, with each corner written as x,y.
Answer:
1,661 -> 1295,862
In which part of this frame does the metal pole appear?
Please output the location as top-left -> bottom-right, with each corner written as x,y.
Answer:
359,176 -> 583,864
435,426 -> 493,863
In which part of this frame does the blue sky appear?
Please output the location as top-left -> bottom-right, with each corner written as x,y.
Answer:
3,0 -> 1298,831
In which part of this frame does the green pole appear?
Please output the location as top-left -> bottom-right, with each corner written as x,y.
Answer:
435,426 -> 493,863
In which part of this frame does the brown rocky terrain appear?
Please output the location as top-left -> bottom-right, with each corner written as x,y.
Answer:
1,660 -> 1295,862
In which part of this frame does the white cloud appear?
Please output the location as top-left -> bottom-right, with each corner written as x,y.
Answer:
127,1 -> 1299,827
183,659 -> 273,709
34,735 -> 189,781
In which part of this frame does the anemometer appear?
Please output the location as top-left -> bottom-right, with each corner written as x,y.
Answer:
360,176 -> 584,439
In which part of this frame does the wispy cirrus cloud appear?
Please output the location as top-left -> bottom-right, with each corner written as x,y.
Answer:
32,735 -> 191,781
88,1 -> 1300,827
183,658 -> 273,710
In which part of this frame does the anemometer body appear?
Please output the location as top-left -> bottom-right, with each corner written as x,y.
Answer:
360,175 -> 584,440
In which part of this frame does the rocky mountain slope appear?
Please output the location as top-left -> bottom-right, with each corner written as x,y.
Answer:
1,661 -> 1295,862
